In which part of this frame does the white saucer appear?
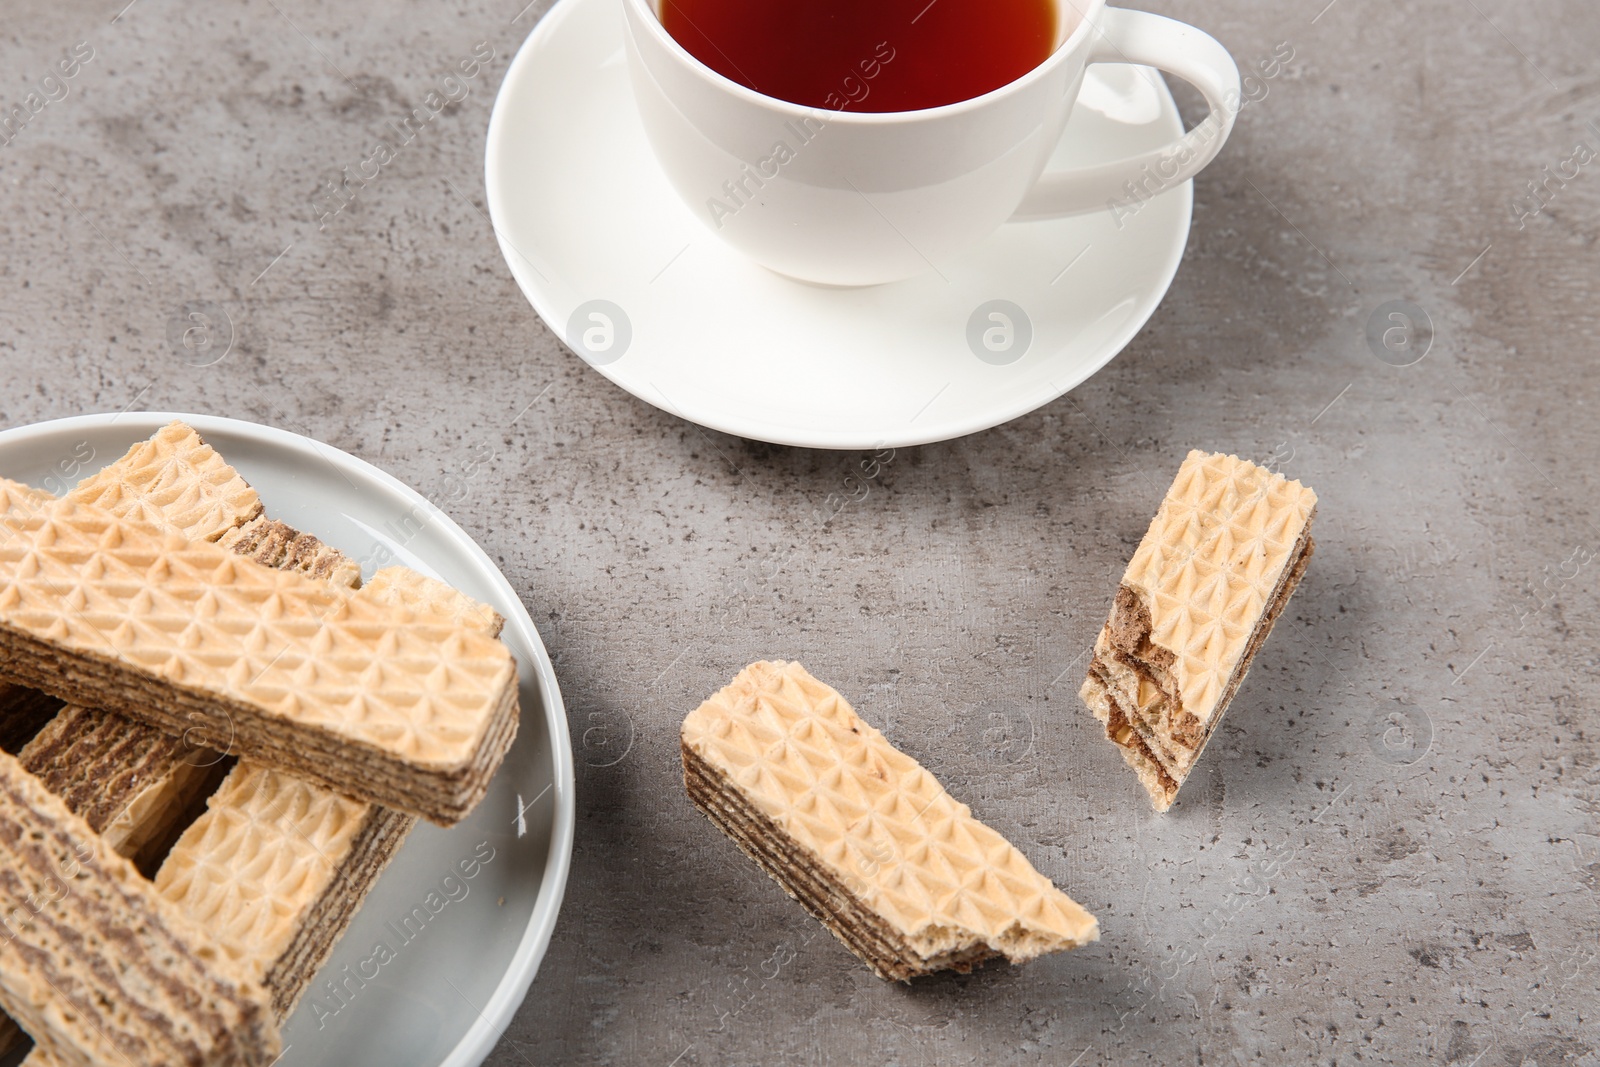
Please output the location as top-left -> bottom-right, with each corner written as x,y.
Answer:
0,414 -> 575,1067
486,0 -> 1193,450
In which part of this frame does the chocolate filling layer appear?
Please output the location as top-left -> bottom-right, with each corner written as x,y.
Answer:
221,517 -> 361,587
1090,520 -> 1316,795
1100,691 -> 1179,797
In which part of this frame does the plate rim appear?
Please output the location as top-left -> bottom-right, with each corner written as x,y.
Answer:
483,0 -> 1194,450
0,411 -> 576,1067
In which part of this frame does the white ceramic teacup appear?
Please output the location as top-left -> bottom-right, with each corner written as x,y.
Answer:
622,0 -> 1241,287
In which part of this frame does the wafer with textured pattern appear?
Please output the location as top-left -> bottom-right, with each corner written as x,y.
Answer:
153,764 -> 415,1019
1080,450 -> 1316,811
683,661 -> 1098,980
0,477 -> 519,824
151,561 -> 503,1019
0,750 -> 279,1067
66,421 -> 263,543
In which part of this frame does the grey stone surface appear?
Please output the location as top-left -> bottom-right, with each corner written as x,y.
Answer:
2,0 -> 1598,1064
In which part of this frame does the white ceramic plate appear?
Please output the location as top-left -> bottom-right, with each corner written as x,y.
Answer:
0,413 -> 574,1067
485,0 -> 1193,449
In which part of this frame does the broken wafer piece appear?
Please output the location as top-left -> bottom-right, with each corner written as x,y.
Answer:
66,420 -> 263,541
1080,450 -> 1316,811
683,661 -> 1099,980
0,477 -> 519,825
0,750 -> 279,1067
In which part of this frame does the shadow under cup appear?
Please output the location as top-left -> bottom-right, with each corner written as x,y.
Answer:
624,0 -> 1104,286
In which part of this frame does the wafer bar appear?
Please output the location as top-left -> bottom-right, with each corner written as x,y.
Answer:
0,477 -> 519,824
153,764 -> 415,1019
10,426 -> 371,880
1080,450 -> 1316,811
0,750 -> 279,1067
683,661 -> 1099,980
5,422 -> 300,880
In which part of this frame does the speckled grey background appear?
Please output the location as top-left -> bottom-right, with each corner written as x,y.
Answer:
2,0 -> 1597,1063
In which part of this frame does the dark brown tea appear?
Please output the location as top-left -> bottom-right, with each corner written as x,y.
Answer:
659,0 -> 1060,113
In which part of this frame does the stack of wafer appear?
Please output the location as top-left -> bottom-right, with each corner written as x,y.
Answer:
0,421 -> 514,1063
683,661 -> 1099,980
0,748 -> 280,1067
151,567 -> 502,1022
0,458 -> 519,824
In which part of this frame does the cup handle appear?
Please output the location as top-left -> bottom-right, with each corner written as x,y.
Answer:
1011,7 -> 1241,221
